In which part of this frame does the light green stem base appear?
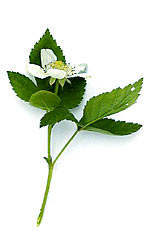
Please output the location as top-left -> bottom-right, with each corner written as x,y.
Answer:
37,165 -> 53,226
37,124 -> 79,226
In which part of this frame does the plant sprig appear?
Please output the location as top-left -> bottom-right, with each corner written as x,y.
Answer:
7,29 -> 143,226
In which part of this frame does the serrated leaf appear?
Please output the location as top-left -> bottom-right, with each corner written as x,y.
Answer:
56,77 -> 86,109
29,29 -> 65,89
7,71 -> 38,102
30,29 -> 65,65
84,118 -> 142,136
29,90 -> 61,111
40,106 -> 78,127
80,78 -> 143,127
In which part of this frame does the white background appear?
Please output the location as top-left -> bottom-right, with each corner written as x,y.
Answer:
0,0 -> 149,251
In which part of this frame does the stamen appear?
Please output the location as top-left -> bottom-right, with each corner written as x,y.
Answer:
49,61 -> 74,76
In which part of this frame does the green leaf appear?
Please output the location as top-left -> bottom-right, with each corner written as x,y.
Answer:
35,77 -> 50,91
29,29 -> 65,65
40,106 -> 78,127
80,78 -> 143,127
56,77 -> 87,109
29,29 -> 65,89
7,71 -> 38,102
29,90 -> 61,111
84,118 -> 142,136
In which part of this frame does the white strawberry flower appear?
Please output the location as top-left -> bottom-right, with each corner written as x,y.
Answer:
27,49 -> 88,85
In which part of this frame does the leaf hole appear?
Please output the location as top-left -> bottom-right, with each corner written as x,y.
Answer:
131,87 -> 135,91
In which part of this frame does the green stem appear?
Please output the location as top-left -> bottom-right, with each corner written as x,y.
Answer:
37,82 -> 79,226
52,129 -> 79,166
37,125 -> 53,227
37,80 -> 60,226
37,164 -> 53,226
48,125 -> 52,161
55,80 -> 59,95
37,129 -> 79,226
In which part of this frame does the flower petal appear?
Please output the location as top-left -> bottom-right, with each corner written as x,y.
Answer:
46,68 -> 66,79
68,73 -> 88,78
67,63 -> 88,78
74,63 -> 88,74
41,49 -> 57,68
27,64 -> 50,79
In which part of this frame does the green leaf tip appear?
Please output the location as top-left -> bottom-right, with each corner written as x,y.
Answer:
84,118 -> 142,136
7,71 -> 38,102
29,28 -> 66,89
29,28 -> 65,66
80,78 -> 143,127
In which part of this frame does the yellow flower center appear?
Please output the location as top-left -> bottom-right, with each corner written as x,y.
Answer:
50,61 -> 69,71
50,60 -> 68,71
